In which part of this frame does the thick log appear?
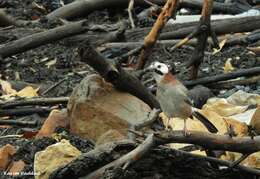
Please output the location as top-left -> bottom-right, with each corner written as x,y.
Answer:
155,130 -> 260,154
124,16 -> 260,42
0,20 -> 89,58
46,0 -> 249,20
160,16 -> 260,40
46,0 -> 165,20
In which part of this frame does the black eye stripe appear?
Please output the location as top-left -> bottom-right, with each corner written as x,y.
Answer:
155,69 -> 164,75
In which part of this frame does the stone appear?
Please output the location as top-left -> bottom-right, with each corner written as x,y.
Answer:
68,74 -> 151,141
34,139 -> 81,179
7,160 -> 25,176
36,109 -> 69,138
0,144 -> 16,170
95,129 -> 126,146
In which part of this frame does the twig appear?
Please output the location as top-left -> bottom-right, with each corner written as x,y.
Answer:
183,67 -> 260,87
143,0 -> 158,6
136,0 -> 179,69
0,107 -> 52,117
208,75 -> 260,89
0,119 -> 37,127
41,78 -> 67,95
229,153 -> 251,168
0,97 -> 69,109
0,134 -> 23,139
173,0 -> 216,79
128,0 -> 136,29
115,45 -> 144,64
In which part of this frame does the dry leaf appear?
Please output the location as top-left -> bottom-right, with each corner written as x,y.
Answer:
203,98 -> 248,117
249,105 -> 260,134
227,90 -> 260,106
0,80 -> 17,95
16,86 -> 39,97
212,38 -> 227,55
224,117 -> 249,137
223,58 -> 235,73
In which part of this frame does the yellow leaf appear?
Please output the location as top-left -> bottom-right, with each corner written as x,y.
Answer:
250,106 -> 260,134
212,38 -> 227,55
16,86 -> 38,97
223,58 -> 235,73
203,98 -> 248,117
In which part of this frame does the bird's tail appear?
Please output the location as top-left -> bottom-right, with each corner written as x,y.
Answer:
192,111 -> 218,133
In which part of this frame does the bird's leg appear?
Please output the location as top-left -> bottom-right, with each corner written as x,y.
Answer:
226,124 -> 236,138
183,118 -> 188,136
165,117 -> 170,130
248,125 -> 258,139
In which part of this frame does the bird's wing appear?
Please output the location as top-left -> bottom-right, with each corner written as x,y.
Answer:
184,96 -> 193,106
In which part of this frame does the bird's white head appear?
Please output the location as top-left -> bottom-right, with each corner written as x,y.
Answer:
148,61 -> 170,83
149,61 -> 169,75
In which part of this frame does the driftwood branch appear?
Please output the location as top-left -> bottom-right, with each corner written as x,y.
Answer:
0,107 -> 52,117
154,130 -> 260,154
183,67 -> 260,87
46,0 -> 250,20
0,97 -> 69,109
160,16 -> 260,40
0,119 -> 37,127
79,40 -> 160,109
46,0 -> 164,20
0,20 -> 89,58
208,75 -> 260,89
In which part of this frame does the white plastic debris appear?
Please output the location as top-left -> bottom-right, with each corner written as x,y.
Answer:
168,9 -> 260,25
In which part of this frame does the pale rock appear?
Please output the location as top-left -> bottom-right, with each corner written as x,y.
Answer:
34,139 -> 81,179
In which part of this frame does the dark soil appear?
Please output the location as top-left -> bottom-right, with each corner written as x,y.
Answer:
0,0 -> 259,179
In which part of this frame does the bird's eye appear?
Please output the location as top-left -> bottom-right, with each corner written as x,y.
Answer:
157,65 -> 161,68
